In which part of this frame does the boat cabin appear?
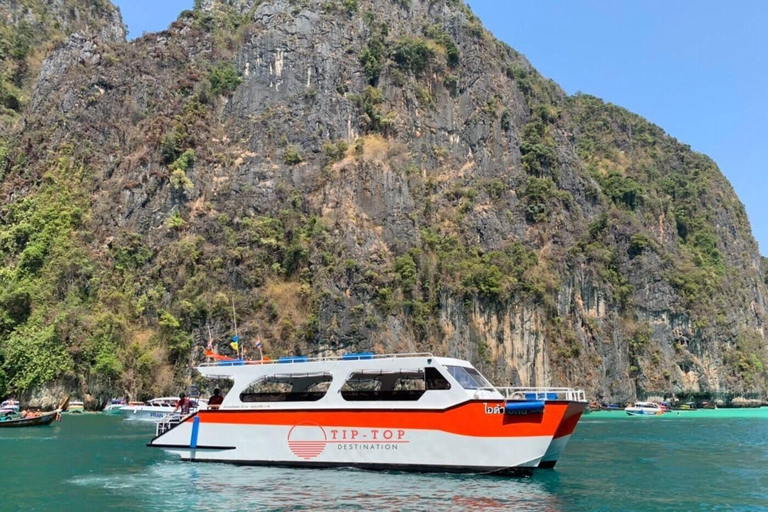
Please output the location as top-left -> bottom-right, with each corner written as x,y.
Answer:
198,353 -> 584,410
147,398 -> 182,407
631,402 -> 661,409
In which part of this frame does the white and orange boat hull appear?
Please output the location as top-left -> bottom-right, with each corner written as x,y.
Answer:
151,401 -> 571,474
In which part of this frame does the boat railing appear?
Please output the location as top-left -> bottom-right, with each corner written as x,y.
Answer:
155,412 -> 185,437
154,404 -> 209,437
486,387 -> 587,403
197,352 -> 435,368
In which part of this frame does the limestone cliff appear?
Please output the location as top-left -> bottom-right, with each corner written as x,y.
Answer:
0,0 -> 765,406
0,0 -> 124,124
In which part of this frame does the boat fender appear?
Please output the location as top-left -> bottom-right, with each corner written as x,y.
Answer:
505,401 -> 545,415
524,392 -> 558,401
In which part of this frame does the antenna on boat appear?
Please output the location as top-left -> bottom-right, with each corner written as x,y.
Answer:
205,323 -> 214,362
255,331 -> 264,362
231,297 -> 242,359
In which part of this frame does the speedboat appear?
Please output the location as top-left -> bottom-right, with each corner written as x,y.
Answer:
625,402 -> 664,417
120,397 -> 206,421
103,398 -> 127,414
0,399 -> 20,415
149,352 -> 588,474
68,401 -> 85,413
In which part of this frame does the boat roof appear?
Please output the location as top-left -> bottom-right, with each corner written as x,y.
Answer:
145,397 -> 206,403
197,352 -> 476,379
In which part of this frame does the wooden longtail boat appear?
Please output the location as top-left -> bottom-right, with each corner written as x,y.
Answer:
0,410 -> 59,428
0,397 -> 67,428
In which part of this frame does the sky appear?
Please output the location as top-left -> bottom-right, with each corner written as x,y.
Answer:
114,0 -> 768,255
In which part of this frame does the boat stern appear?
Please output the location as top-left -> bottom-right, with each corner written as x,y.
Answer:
149,413 -> 238,461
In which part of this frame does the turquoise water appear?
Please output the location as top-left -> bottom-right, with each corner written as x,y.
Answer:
1,411 -> 766,511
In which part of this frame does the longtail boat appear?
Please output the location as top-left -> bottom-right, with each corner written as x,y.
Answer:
0,397 -> 67,428
0,410 -> 59,428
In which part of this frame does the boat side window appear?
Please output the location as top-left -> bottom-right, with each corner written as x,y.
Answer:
425,367 -> 451,390
239,373 -> 333,403
445,366 -> 493,390
341,371 -> 426,401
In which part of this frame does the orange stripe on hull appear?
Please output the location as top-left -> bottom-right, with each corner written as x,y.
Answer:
195,401 -> 570,438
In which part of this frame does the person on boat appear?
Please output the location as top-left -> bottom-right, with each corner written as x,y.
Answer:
208,389 -> 224,410
172,393 -> 191,416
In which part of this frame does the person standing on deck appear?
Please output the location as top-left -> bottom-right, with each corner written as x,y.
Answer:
172,393 -> 191,416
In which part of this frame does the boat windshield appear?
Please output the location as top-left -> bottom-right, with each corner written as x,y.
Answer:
445,366 -> 493,390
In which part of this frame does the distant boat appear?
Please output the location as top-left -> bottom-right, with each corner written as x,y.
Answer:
625,402 -> 664,417
103,399 -> 127,415
0,399 -> 20,415
67,401 -> 85,413
119,397 -> 206,422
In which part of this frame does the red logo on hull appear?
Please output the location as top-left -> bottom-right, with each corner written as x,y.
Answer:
287,423 -> 328,460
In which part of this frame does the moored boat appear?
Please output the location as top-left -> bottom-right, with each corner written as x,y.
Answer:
625,401 -> 664,417
103,398 -> 127,415
67,401 -> 85,413
0,410 -> 60,428
149,353 -> 587,474
121,397 -> 206,421
0,398 -> 66,428
0,399 -> 20,415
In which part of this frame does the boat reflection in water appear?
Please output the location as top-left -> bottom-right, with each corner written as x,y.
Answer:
150,353 -> 587,474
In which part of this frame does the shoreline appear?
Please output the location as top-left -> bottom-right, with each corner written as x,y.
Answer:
583,407 -> 768,420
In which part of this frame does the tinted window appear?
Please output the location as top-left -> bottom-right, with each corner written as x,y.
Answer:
341,371 -> 426,401
446,366 -> 492,390
240,373 -> 332,402
425,367 -> 451,390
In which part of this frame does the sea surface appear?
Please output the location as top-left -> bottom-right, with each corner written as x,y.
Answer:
1,409 -> 766,512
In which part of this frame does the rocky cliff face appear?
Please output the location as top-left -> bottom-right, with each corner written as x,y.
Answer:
0,0 -> 765,406
0,0 -> 124,126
